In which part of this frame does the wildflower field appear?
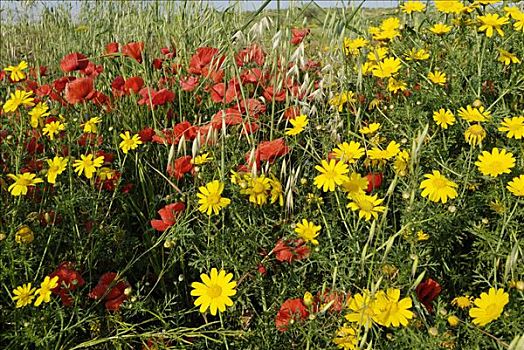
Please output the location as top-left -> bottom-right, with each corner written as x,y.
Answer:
1,0 -> 523,349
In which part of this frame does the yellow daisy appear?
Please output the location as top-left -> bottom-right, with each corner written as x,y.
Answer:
469,288 -> 509,326
475,148 -> 515,177
314,159 -> 350,192
197,180 -> 231,215
347,194 -> 386,221
507,175 -> 524,197
191,268 -> 237,316
420,170 -> 458,203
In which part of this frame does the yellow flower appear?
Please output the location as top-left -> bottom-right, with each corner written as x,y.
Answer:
12,283 -> 36,308
433,108 -> 455,129
2,90 -> 35,113
513,12 -> 524,32
430,23 -> 452,35
372,57 -> 402,78
464,124 -> 486,146
314,159 -> 350,192
269,176 -> 284,206
197,180 -> 231,215
374,288 -> 414,327
82,117 -> 102,133
4,61 -> 28,81
303,291 -> 314,306
498,116 -> 524,139
469,288 -> 509,326
329,91 -> 356,112
420,170 -> 458,204
478,13 -> 509,37
345,290 -> 379,327
42,121 -> 65,140
359,123 -> 381,135
504,6 -> 523,20
73,154 -> 105,179
347,194 -> 386,221
394,150 -> 410,176
285,114 -> 308,136
405,48 -> 430,61
401,1 -> 426,14
359,61 -> 376,75
244,175 -> 271,205
332,141 -> 365,163
34,276 -> 59,307
381,17 -> 401,31
507,175 -> 524,197
417,230 -> 430,241
46,156 -> 68,184
428,71 -> 447,86
344,37 -> 369,55
497,49 -> 521,65
367,140 -> 401,161
448,315 -> 460,327
435,0 -> 465,14
294,219 -> 321,245
452,295 -> 474,309
475,148 -> 515,177
387,77 -> 407,93
333,324 -> 359,350
7,173 -> 44,196
15,225 -> 34,244
340,172 -> 368,198
28,102 -> 50,128
367,47 -> 389,62
190,268 -> 236,316
458,105 -> 490,122
192,153 -> 213,165
119,131 -> 142,154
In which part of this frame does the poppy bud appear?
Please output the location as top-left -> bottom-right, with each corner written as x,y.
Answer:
365,173 -> 383,192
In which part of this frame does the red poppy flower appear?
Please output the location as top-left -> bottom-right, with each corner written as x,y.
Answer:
60,52 -> 89,72
150,202 -> 186,232
138,127 -> 155,142
105,42 -> 119,55
211,108 -> 243,129
152,122 -> 196,146
416,278 -> 442,313
122,41 -> 144,63
254,138 -> 289,163
54,76 -> 76,93
64,78 -> 94,104
124,77 -> 144,94
151,89 -> 175,106
88,272 -> 130,311
189,47 -> 223,75
235,44 -> 265,67
80,61 -> 103,78
210,83 -> 226,103
275,298 -> 309,331
77,133 -> 103,147
111,76 -> 126,97
262,86 -> 286,102
273,239 -> 310,263
50,262 -> 85,306
365,173 -> 383,193
180,76 -> 199,92
290,28 -> 310,45
167,155 -> 193,180
240,68 -> 265,85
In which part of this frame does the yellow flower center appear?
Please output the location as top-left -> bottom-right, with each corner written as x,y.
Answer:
359,198 -> 374,211
208,284 -> 222,298
18,177 -> 32,187
484,303 -> 499,316
207,193 -> 221,205
431,178 -> 448,189
252,181 -> 266,194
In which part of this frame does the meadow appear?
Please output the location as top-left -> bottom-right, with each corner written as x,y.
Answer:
0,0 -> 523,349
